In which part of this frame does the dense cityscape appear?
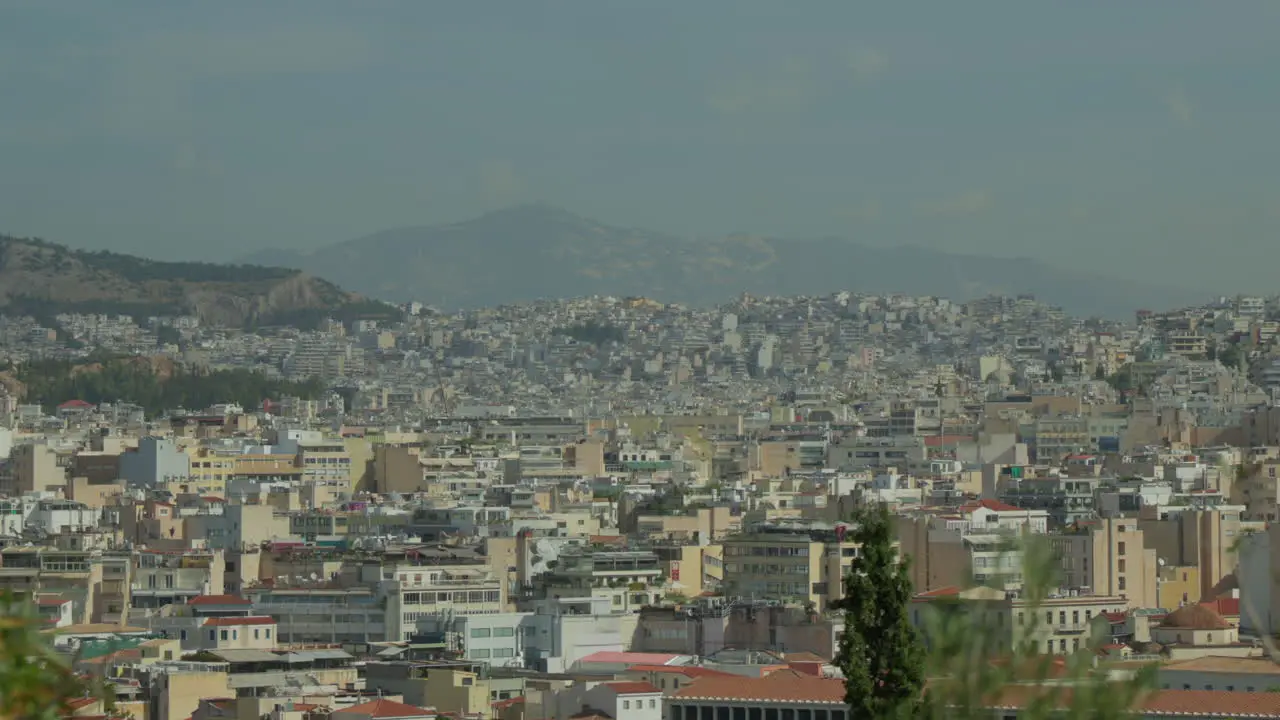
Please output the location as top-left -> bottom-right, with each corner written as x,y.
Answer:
3,288 -> 1280,718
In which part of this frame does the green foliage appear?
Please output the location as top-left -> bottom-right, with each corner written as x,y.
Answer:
154,325 -> 182,347
0,593 -> 94,720
0,236 -> 297,283
910,536 -> 1157,719
16,358 -> 324,415
558,320 -> 625,345
835,503 -> 926,719
1216,340 -> 1243,370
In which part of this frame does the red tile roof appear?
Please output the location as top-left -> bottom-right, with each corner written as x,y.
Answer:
1201,596 -> 1241,617
924,434 -> 972,448
602,681 -> 661,695
959,498 -> 1023,513
673,669 -> 845,704
979,685 -> 1280,717
335,698 -> 434,718
189,595 -> 252,606
913,586 -> 963,600
58,399 -> 94,410
202,616 -> 275,627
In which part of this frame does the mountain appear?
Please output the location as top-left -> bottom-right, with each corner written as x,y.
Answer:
243,204 -> 1209,318
0,235 -> 396,328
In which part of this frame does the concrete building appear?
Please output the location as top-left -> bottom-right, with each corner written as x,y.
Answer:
119,437 -> 191,488
1051,518 -> 1159,610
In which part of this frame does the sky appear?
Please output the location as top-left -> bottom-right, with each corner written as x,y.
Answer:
1,1 -> 1278,291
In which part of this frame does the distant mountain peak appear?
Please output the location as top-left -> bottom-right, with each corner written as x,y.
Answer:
238,208 -> 1209,317
471,203 -> 588,226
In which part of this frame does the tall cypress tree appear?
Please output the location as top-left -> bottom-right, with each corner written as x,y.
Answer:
835,502 -> 925,719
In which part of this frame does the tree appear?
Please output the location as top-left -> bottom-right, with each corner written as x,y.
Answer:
914,536 -> 1156,719
835,503 -> 926,719
0,593 -> 94,720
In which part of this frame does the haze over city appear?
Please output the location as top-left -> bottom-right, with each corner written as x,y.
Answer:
2,1 -> 1279,294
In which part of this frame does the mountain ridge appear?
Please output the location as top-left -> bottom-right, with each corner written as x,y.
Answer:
241,205 -> 1208,318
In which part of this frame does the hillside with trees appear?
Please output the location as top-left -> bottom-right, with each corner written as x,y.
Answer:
11,356 -> 324,415
0,234 -> 400,328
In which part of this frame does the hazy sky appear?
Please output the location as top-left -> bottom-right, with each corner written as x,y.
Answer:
2,1 -> 1278,289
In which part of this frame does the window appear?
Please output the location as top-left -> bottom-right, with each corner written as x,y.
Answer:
265,629 -> 271,639
1118,576 -> 1126,591
180,630 -> 187,640
209,630 -> 216,641
470,649 -> 491,659
650,700 -> 656,709
1117,559 -> 1126,573
220,630 -> 228,641
254,629 -> 260,639
493,627 -> 516,637
1117,541 -> 1126,556
623,701 -> 630,710
493,648 -> 515,658
471,628 -> 492,639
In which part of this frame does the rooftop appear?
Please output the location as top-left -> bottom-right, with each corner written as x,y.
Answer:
672,669 -> 845,704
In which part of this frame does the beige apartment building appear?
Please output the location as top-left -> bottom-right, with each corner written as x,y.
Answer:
1051,518 -> 1158,610
631,506 -> 738,543
1138,507 -> 1246,602
911,586 -> 1131,656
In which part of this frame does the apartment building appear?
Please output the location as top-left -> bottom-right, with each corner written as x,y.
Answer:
825,435 -> 926,471
1138,506 -> 1246,602
752,434 -> 828,477
999,475 -> 1100,528
1051,518 -> 1158,610
248,586 -> 387,645
911,586 -> 1131,655
0,546 -> 104,623
131,549 -> 226,609
720,521 -> 866,610
537,548 -> 666,613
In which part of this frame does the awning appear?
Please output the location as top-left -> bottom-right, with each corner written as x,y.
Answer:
281,649 -> 354,662
210,649 -> 283,663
